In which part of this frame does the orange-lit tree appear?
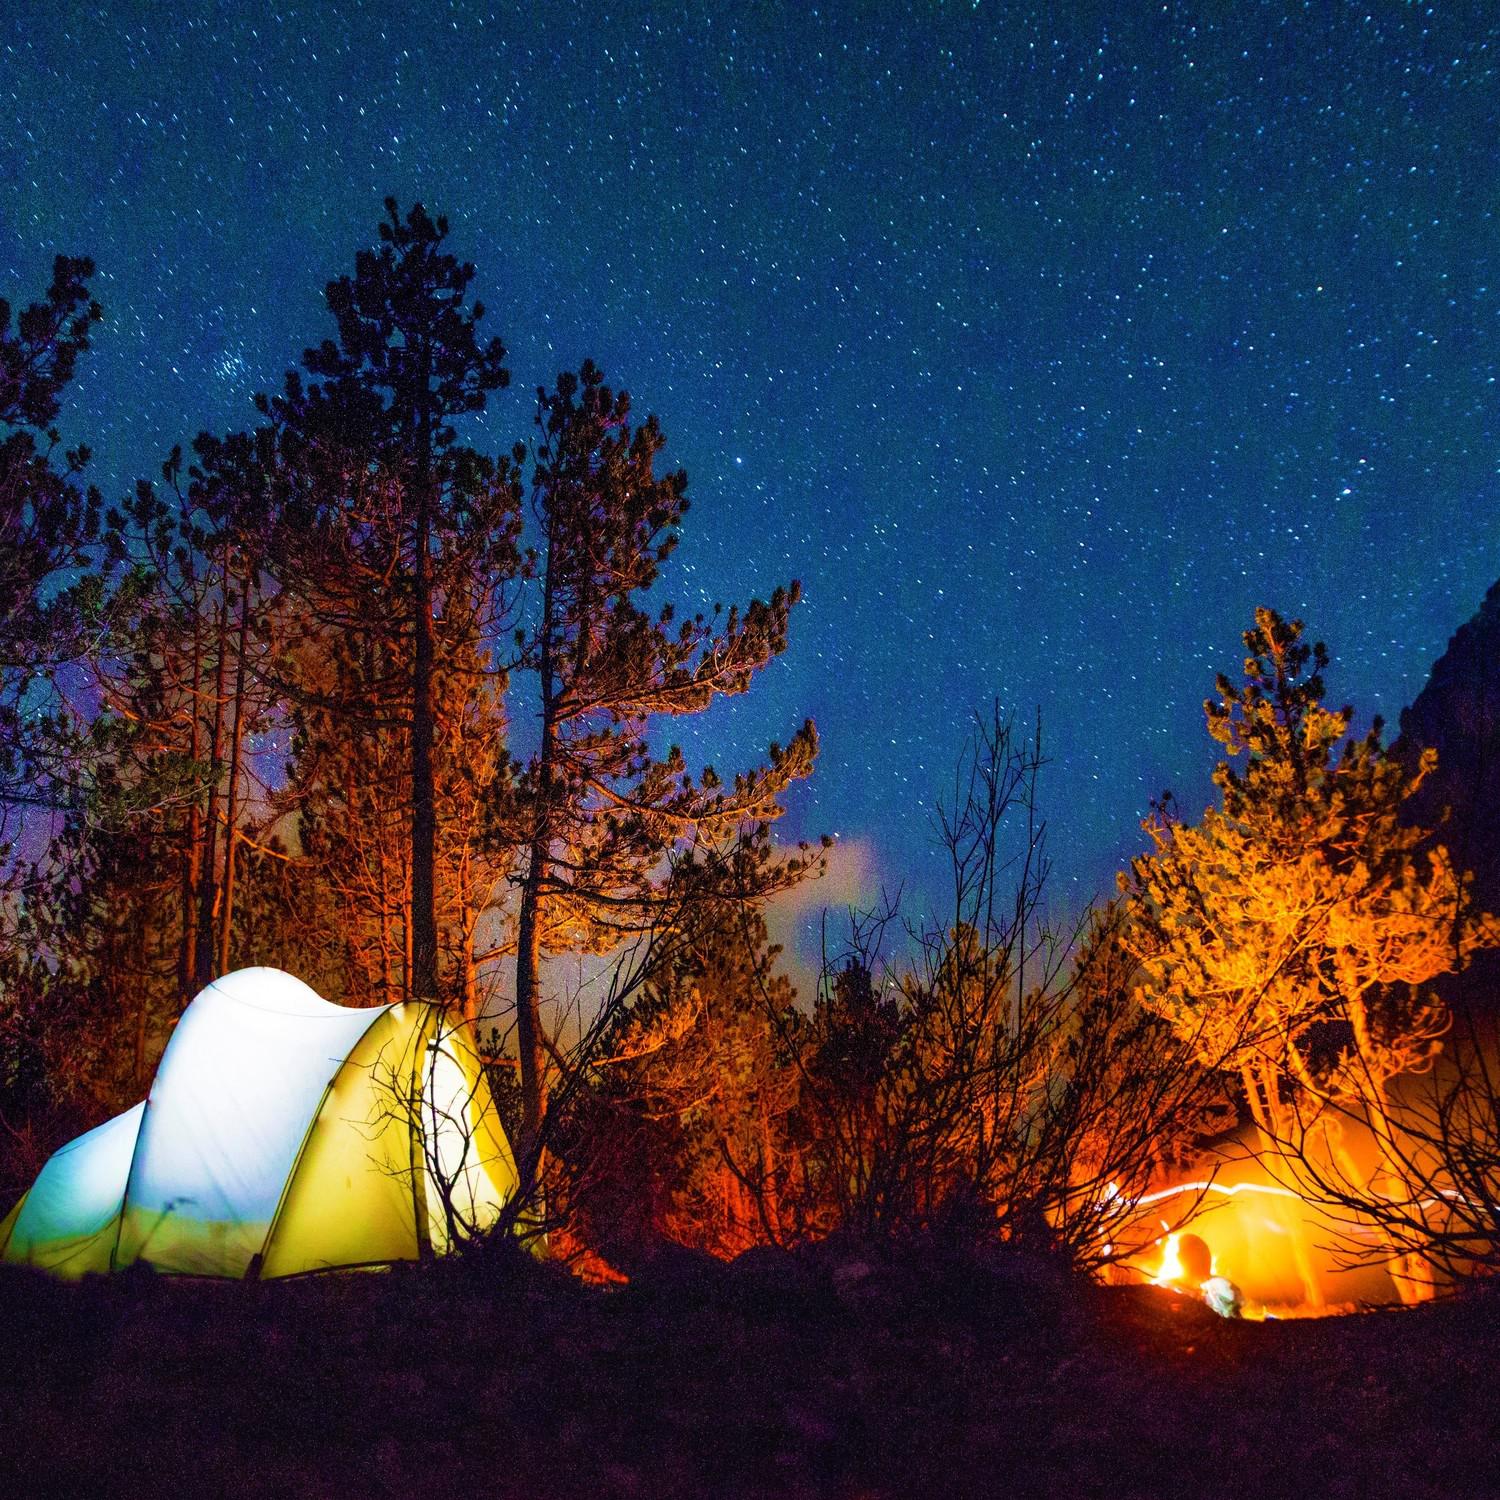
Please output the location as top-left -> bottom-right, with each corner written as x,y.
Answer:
278,565 -> 516,1016
1122,607 -> 1495,1292
506,361 -> 819,1189
571,841 -> 804,1263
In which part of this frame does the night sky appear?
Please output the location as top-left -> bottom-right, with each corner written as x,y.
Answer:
4,2 -> 1498,945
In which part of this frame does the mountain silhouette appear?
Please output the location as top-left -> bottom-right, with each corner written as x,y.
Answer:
1398,578 -> 1500,1012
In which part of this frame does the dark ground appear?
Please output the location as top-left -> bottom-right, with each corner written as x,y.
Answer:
1,1242 -> 1496,1500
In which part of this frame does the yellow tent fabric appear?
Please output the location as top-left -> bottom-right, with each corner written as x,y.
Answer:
0,968 -> 517,1279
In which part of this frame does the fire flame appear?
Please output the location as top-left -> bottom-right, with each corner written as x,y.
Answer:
1153,1230 -> 1187,1287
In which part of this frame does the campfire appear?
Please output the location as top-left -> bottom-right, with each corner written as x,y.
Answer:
1117,1164 -> 1403,1318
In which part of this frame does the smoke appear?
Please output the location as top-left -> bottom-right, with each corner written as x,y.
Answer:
764,834 -> 885,1003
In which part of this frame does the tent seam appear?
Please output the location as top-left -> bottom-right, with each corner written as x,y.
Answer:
254,1004 -> 396,1278
410,1003 -> 438,1262
109,1095 -> 153,1271
0,1191 -> 26,1258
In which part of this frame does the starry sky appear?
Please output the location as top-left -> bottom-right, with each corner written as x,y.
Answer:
4,1 -> 1498,940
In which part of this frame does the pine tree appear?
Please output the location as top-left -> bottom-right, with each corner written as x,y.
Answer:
264,200 -> 522,1007
179,428 -> 289,983
0,256 -> 106,1129
1121,608 -> 1498,1255
29,563 -> 224,1112
0,255 -> 104,817
287,609 -> 513,1015
35,779 -> 182,1106
508,360 -> 820,1182
95,433 -> 285,1003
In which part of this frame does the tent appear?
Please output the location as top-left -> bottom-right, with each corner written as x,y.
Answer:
0,967 -> 518,1279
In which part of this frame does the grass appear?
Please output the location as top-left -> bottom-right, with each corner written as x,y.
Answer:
2,1241 -> 1496,1499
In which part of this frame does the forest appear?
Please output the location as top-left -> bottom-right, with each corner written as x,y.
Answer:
3,201 -> 1500,1312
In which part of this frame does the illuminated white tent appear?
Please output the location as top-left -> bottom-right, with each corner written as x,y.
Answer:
0,968 -> 517,1279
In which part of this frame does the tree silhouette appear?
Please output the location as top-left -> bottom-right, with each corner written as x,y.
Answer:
264,201 -> 521,1007
0,255 -> 103,817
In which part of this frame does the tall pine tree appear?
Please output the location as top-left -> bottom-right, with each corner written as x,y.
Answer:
508,360 -> 820,1181
265,201 -> 522,1007
1121,608 -> 1499,1294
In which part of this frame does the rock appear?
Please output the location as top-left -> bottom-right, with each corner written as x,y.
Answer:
1398,578 -> 1500,1013
725,1243 -> 816,1309
628,1239 -> 726,1299
830,1258 -> 878,1306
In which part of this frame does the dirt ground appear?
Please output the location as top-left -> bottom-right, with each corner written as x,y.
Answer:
1,1241 -> 1496,1500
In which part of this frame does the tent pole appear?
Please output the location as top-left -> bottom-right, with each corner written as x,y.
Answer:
410,1004 -> 434,1262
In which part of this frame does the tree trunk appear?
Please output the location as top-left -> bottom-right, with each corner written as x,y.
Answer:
216,565 -> 253,976
514,843 -> 549,1189
461,932 -> 479,1026
179,612 -> 204,1002
409,393 -> 440,1007
195,551 -> 232,989
514,506 -> 561,1191
411,509 -> 439,1004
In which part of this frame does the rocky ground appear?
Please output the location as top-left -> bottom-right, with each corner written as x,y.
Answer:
1,1239 -> 1496,1499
